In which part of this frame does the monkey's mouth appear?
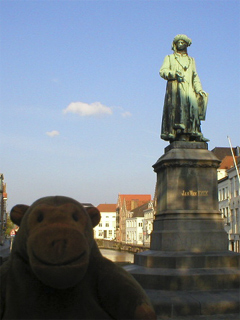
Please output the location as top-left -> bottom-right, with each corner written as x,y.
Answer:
32,250 -> 86,267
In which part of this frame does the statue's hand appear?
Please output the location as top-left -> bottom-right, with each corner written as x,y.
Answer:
167,71 -> 176,80
199,90 -> 207,97
176,71 -> 184,82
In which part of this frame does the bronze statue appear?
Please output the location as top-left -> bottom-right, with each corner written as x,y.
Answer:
160,34 -> 208,142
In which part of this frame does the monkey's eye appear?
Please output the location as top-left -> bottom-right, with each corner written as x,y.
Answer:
72,212 -> 79,222
37,212 -> 44,223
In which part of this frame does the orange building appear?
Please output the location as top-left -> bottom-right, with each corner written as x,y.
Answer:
116,194 -> 151,242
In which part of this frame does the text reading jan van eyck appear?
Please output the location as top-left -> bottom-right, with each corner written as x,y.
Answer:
182,190 -> 208,197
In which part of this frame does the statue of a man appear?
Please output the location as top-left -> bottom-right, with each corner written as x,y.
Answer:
160,34 -> 208,142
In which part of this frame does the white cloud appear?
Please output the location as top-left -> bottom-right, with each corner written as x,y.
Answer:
121,111 -> 132,118
46,130 -> 60,137
63,102 -> 113,117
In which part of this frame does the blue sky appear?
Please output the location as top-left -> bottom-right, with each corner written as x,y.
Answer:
1,0 -> 239,210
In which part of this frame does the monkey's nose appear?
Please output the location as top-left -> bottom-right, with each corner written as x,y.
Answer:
51,239 -> 68,255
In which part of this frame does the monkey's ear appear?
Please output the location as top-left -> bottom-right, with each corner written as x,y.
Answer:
86,207 -> 101,228
10,205 -> 29,226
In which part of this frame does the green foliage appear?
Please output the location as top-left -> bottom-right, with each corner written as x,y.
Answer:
5,216 -> 14,236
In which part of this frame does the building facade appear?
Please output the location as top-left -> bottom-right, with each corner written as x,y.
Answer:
218,155 -> 240,252
126,203 -> 148,245
94,204 -> 116,240
126,201 -> 154,247
116,194 -> 151,242
126,216 -> 144,245
143,201 -> 155,247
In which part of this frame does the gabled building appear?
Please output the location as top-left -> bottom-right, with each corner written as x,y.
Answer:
126,202 -> 149,245
126,200 -> 155,247
211,146 -> 239,160
215,148 -> 240,252
94,204 -> 116,240
217,156 -> 237,180
143,201 -> 155,247
116,194 -> 151,242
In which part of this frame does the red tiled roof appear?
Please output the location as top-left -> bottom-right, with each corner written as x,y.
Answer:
97,204 -> 116,212
118,194 -> 151,210
219,156 -> 235,169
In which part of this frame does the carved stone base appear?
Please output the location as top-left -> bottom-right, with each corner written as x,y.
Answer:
126,250 -> 240,290
151,141 -> 228,252
125,142 -> 240,317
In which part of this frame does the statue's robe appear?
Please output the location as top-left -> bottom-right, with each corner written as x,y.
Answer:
160,53 -> 204,141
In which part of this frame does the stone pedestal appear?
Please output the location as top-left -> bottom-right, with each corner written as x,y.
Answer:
151,141 -> 228,252
125,142 -> 240,318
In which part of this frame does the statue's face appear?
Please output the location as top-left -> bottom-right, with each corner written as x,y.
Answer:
176,40 -> 188,51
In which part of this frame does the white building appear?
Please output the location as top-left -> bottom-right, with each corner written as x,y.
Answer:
94,204 -> 116,240
218,156 -> 240,252
143,201 -> 154,247
126,202 -> 153,246
126,216 -> 144,245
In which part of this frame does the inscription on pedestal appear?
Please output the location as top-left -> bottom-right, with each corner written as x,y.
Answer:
181,190 -> 209,197
154,145 -> 220,214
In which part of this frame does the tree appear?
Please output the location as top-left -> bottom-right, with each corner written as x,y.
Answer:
5,215 -> 14,237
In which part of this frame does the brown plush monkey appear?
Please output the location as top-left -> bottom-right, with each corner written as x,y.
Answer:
0,196 -> 156,320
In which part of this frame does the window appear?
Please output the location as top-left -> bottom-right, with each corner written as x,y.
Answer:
149,223 -> 153,232
218,190 -> 222,201
226,207 -> 230,224
235,208 -> 239,233
105,223 -> 109,228
109,230 -> 112,236
231,209 -> 234,233
232,209 -> 237,234
230,178 -> 234,197
222,208 -> 225,219
235,177 -> 239,197
98,231 -> 103,237
99,223 -> 102,227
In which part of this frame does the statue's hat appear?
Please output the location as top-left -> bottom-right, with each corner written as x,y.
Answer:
172,34 -> 192,46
